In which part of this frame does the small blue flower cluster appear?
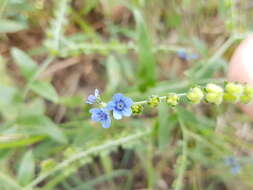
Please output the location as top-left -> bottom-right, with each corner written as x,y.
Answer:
86,89 -> 133,128
224,156 -> 241,175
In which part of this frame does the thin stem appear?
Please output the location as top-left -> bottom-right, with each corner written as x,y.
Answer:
24,130 -> 150,190
174,116 -> 188,190
133,93 -> 186,105
0,0 -> 9,18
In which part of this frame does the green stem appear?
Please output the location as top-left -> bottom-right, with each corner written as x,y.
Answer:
133,93 -> 186,105
24,130 -> 150,190
174,116 -> 188,190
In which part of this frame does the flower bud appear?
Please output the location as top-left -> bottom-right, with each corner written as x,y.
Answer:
223,82 -> 243,103
205,83 -> 223,93
205,92 -> 223,105
225,82 -> 243,95
223,93 -> 237,103
131,104 -> 144,114
240,84 -> 253,104
244,84 -> 253,97
166,93 -> 179,106
40,159 -> 56,173
147,95 -> 160,107
186,87 -> 204,104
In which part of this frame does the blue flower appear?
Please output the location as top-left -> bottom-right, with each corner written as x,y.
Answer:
177,49 -> 199,61
89,108 -> 111,128
224,156 -> 241,175
230,164 -> 241,175
106,93 -> 133,120
86,89 -> 100,104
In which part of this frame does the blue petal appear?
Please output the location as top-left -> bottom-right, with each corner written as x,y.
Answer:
113,110 -> 122,120
89,108 -> 100,114
106,101 -> 115,111
123,97 -> 133,107
177,49 -> 187,60
123,108 -> 132,117
86,95 -> 96,104
113,93 -> 124,101
224,157 -> 236,166
230,165 -> 240,175
95,89 -> 100,97
102,117 -> 111,128
89,108 -> 100,121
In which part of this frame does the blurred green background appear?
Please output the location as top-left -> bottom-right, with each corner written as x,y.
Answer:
0,0 -> 253,189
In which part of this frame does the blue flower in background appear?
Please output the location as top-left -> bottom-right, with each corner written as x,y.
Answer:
224,156 -> 241,175
106,93 -> 133,120
177,49 -> 199,61
89,108 -> 111,128
86,89 -> 100,104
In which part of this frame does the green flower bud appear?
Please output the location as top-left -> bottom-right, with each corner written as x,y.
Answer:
131,104 -> 144,114
240,84 -> 253,104
240,95 -> 252,104
64,147 -> 77,158
223,93 -> 237,103
244,84 -> 253,97
205,92 -> 223,105
186,87 -> 204,104
147,95 -> 160,107
225,82 -> 243,95
205,83 -> 224,105
205,83 -> 223,93
223,82 -> 243,103
166,93 -> 179,106
40,159 -> 56,173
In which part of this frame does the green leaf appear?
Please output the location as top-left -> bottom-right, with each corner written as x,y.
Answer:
105,55 -> 121,93
17,116 -> 67,144
30,81 -> 59,103
11,48 -> 38,80
158,105 -> 177,151
59,96 -> 84,108
0,19 -> 27,33
17,150 -> 35,186
134,9 -> 157,92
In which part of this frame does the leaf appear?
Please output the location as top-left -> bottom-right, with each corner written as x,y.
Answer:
59,96 -> 84,108
17,116 -> 67,144
11,48 -> 38,80
105,55 -> 121,93
17,150 -> 35,186
30,81 -> 59,103
158,104 -> 177,151
0,19 -> 27,33
134,9 -> 157,92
